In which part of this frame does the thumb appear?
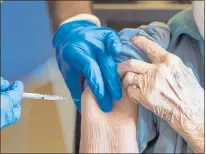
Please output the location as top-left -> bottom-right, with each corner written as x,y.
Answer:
105,30 -> 122,56
131,36 -> 168,64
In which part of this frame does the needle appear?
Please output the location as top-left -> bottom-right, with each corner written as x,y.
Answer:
22,92 -> 79,101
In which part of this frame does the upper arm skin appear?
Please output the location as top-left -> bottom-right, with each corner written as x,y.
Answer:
80,86 -> 139,153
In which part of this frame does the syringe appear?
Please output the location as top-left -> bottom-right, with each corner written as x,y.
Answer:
22,92 -> 79,101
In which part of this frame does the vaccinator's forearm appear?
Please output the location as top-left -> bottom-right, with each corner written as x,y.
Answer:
47,1 -> 92,32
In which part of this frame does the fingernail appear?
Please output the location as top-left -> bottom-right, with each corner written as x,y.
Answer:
132,85 -> 138,89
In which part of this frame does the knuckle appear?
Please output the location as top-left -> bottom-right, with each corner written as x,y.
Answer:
187,67 -> 194,74
167,54 -> 183,66
155,64 -> 168,80
128,59 -> 136,68
123,73 -> 130,85
146,44 -> 151,53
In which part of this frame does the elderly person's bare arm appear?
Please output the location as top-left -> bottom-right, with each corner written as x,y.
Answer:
80,86 -> 139,153
118,36 -> 204,153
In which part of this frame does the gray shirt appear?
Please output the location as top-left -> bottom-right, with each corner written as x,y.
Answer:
114,9 -> 204,153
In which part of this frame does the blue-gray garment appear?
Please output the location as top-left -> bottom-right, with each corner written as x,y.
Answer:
114,9 -> 204,153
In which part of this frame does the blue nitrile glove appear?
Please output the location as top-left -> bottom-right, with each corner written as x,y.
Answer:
1,77 -> 24,129
53,19 -> 122,112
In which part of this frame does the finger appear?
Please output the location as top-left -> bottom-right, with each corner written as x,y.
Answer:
1,104 -> 21,128
1,110 -> 16,128
98,91 -> 113,112
89,33 -> 122,101
85,28 -> 122,56
127,86 -> 144,104
1,77 -> 10,91
105,29 -> 122,56
131,36 -> 168,63
118,59 -> 154,79
128,86 -> 152,111
98,52 -> 122,101
63,45 -> 105,101
123,72 -> 136,89
12,104 -> 22,122
7,81 -> 24,104
123,72 -> 142,90
62,67 -> 83,112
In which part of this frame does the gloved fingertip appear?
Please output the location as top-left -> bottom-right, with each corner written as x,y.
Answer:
98,94 -> 113,113
74,100 -> 81,113
113,88 -> 122,101
101,102 -> 113,113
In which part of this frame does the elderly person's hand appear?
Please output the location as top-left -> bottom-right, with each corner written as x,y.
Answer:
118,36 -> 204,153
80,86 -> 139,153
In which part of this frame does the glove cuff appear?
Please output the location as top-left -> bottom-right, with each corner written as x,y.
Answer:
60,14 -> 101,27
53,14 -> 100,48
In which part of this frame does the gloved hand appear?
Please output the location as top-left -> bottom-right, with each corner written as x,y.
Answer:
53,15 -> 122,112
1,77 -> 24,129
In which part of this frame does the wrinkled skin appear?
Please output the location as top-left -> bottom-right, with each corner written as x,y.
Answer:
53,20 -> 122,112
118,36 -> 204,153
80,86 -> 139,153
